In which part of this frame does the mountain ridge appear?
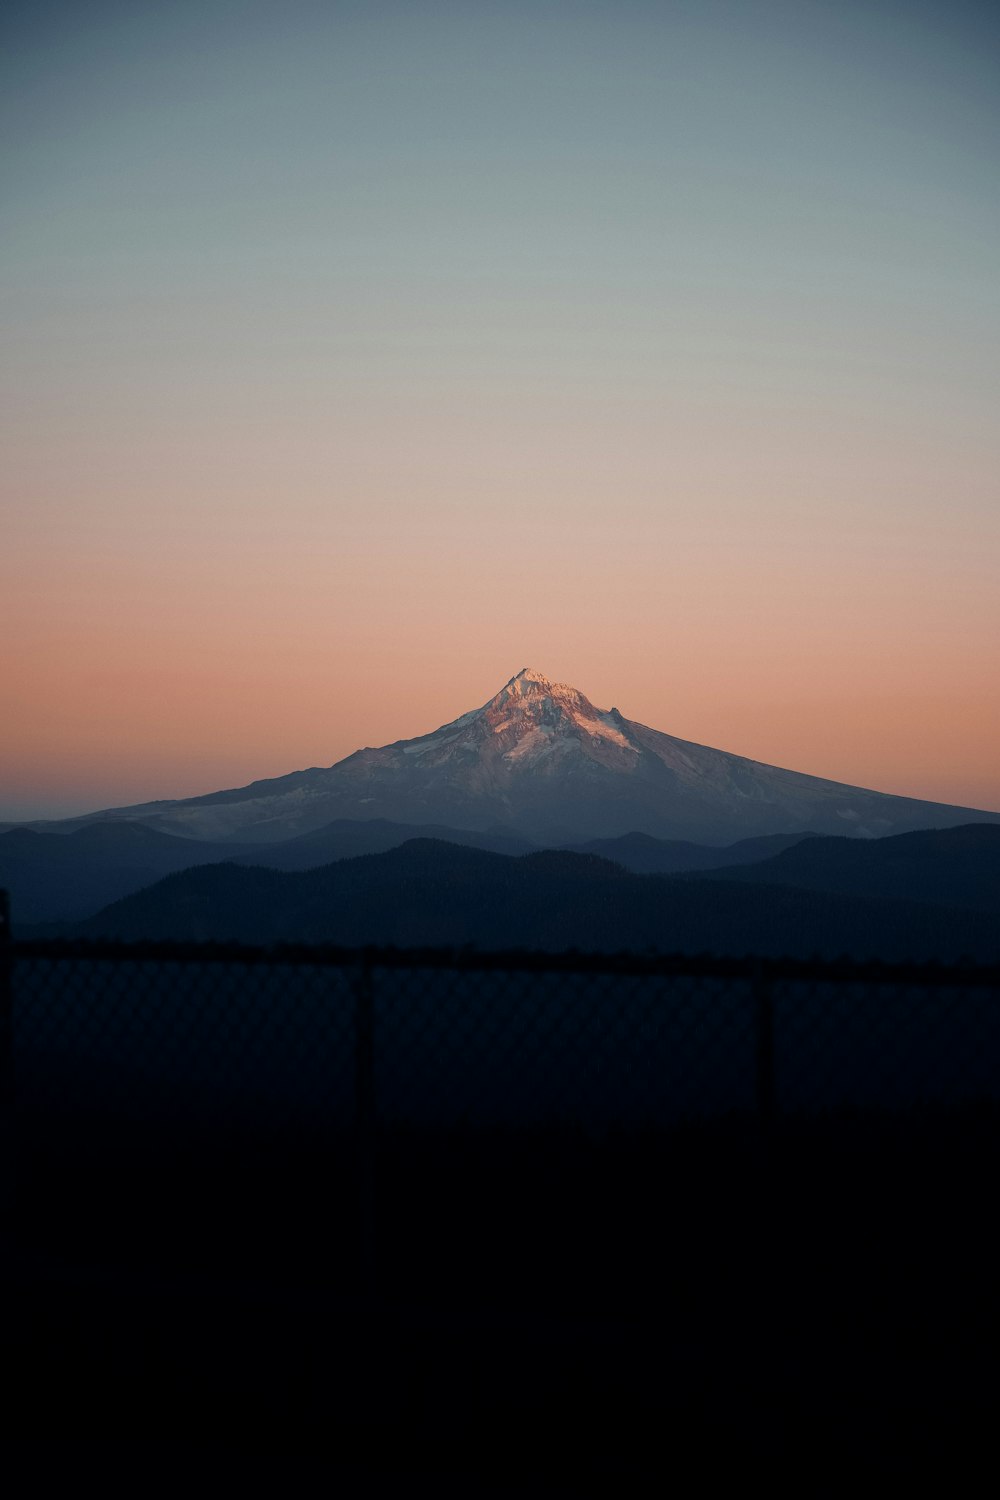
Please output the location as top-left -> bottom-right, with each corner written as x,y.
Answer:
43,829 -> 1000,961
12,667 -> 1000,846
690,823 -> 1000,914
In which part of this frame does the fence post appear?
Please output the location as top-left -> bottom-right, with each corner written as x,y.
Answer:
1,891 -> 12,1235
355,951 -> 377,1305
754,962 -> 776,1134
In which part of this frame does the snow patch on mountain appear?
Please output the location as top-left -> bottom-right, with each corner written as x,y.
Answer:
570,708 -> 633,749
504,725 -> 560,763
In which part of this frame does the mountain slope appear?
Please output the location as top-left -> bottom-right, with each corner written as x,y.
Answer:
26,668 -> 1000,846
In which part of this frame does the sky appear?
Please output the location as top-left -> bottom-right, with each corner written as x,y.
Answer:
2,0 -> 998,820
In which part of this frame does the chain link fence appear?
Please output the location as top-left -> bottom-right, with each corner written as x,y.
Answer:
6,893 -> 1000,1478
10,932 -> 999,1131
5,901 -> 997,1251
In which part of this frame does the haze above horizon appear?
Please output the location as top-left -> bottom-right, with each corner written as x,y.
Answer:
3,1 -> 998,821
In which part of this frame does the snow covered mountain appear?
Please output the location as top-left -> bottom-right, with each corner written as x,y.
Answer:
44,667 -> 1000,845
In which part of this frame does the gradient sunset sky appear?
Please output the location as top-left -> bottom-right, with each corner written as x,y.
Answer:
3,0 -> 998,820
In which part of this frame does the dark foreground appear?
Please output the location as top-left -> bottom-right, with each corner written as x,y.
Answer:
9,936 -> 1000,1490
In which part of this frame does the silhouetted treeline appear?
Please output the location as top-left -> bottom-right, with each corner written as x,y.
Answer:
29,829 -> 1000,960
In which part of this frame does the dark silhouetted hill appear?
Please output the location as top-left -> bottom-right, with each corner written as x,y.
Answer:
0,816 -> 535,922
0,821 -> 260,923
231,817 -> 535,869
562,830 -> 816,873
64,837 -> 1000,960
691,824 -> 1000,915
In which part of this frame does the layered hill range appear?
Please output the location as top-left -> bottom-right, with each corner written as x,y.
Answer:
36,667 -> 1000,846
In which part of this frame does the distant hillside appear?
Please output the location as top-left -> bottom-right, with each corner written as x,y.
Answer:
562,830 -> 815,874
61,838 -> 1000,961
691,824 -> 1000,915
0,815 -> 536,923
231,817 -> 535,870
0,821 -> 255,924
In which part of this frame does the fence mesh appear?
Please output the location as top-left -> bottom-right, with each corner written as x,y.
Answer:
11,940 -> 1000,1134
7,919 -> 1000,1477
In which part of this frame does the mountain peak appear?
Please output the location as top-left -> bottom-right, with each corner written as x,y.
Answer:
508,667 -> 554,689
501,667 -> 585,701
490,668 -> 591,713
474,670 -> 636,765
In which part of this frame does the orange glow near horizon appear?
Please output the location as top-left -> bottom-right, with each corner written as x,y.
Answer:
3,4 -> 999,822
4,492 -> 999,819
